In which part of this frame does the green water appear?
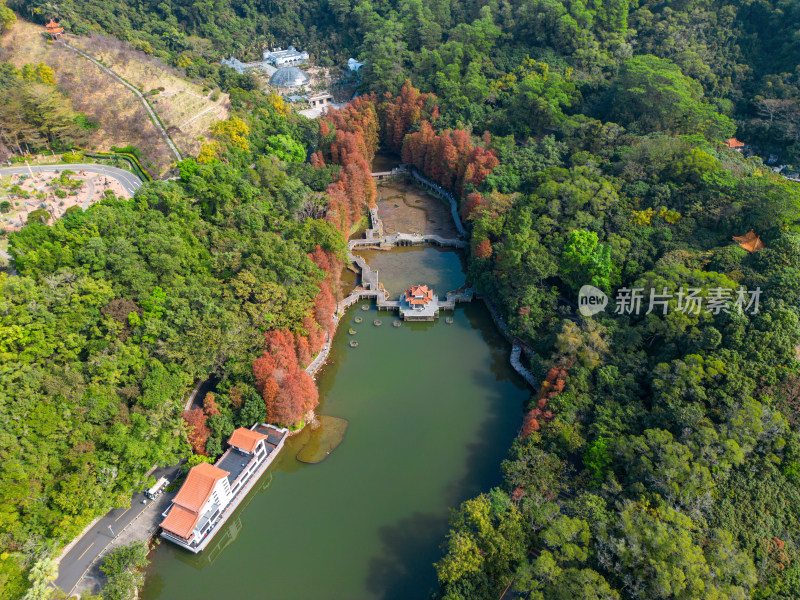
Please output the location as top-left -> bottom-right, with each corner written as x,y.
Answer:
356,246 -> 466,297
141,260 -> 528,600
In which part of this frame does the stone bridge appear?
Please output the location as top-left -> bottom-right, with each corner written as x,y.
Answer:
307,179 -> 538,391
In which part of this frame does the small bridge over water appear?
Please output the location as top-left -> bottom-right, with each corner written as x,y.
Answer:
306,171 -> 539,391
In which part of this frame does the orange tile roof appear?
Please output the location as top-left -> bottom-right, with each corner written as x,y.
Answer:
724,137 -> 745,148
45,20 -> 64,33
405,285 -> 433,305
160,504 -> 202,540
172,462 -> 229,513
227,428 -> 268,453
733,229 -> 765,252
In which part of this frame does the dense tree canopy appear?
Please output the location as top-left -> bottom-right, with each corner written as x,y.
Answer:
2,0 -> 800,598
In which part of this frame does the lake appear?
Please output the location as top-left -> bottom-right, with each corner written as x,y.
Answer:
141,251 -> 529,600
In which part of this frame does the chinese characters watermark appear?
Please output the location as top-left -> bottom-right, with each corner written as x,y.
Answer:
578,285 -> 761,317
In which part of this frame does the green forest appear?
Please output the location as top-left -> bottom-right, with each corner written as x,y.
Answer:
2,0 -> 800,598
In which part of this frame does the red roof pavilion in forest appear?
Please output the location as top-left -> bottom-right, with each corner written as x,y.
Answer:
45,20 -> 64,39
733,230 -> 765,252
405,285 -> 434,306
724,138 -> 745,149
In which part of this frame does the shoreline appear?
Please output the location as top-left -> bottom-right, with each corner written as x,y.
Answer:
305,171 -> 538,390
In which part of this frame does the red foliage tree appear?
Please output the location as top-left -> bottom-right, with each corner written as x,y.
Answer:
401,122 -> 499,197
295,335 -> 312,367
474,239 -> 493,259
267,379 -> 297,425
314,281 -> 336,335
203,393 -> 220,417
310,150 -> 326,169
263,329 -> 298,371
519,365 -> 568,438
261,376 -> 280,416
520,411 -> 540,436
463,192 -> 484,221
305,315 -> 326,356
182,408 -> 210,455
382,80 -> 439,153
253,352 -> 277,393
267,367 -> 319,425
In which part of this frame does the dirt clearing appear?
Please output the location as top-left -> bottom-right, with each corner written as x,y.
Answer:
375,178 -> 460,238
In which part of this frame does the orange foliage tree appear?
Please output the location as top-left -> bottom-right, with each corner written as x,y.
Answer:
382,80 -> 439,153
321,96 -> 380,232
253,329 -> 321,425
401,123 -> 499,196
182,408 -> 210,455
203,393 -> 220,417
520,366 -> 566,438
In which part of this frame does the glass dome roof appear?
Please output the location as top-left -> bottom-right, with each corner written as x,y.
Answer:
270,66 -> 310,88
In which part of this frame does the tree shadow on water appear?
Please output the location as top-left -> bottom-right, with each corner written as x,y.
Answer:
366,511 -> 445,600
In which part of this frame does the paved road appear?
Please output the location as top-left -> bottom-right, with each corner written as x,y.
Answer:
0,164 -> 143,196
54,464 -> 180,597
60,41 -> 183,163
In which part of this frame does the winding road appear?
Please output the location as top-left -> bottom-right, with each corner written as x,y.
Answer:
0,164 -> 143,196
53,464 -> 181,598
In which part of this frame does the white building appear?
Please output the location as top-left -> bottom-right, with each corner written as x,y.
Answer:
263,46 -> 309,67
347,58 -> 364,72
160,425 -> 285,551
159,461 -> 233,547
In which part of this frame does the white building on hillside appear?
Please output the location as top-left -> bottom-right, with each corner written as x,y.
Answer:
160,424 -> 287,552
347,58 -> 364,72
160,461 -> 232,547
263,46 -> 309,67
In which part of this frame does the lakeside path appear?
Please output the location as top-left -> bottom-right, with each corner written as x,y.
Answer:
0,164 -> 144,196
306,179 -> 540,391
53,464 -> 181,598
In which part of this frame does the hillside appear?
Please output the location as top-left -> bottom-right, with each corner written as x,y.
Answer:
2,1 -> 800,600
0,18 -> 229,174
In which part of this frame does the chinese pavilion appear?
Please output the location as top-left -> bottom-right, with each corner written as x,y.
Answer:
45,19 -> 64,40
724,138 -> 745,150
733,230 -> 765,253
400,284 -> 440,321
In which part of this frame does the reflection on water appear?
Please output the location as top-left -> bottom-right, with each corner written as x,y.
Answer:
371,150 -> 400,173
355,246 -> 466,297
141,251 -> 529,600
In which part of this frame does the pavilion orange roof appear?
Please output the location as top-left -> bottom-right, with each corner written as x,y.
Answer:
724,137 -> 745,149
45,19 -> 64,34
733,229 -> 765,252
227,428 -> 267,454
405,285 -> 433,305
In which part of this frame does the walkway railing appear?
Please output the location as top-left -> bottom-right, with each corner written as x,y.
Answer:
306,189 -> 538,392
409,168 -> 466,237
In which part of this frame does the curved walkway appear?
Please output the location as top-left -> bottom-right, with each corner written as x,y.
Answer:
306,205 -> 538,390
60,41 -> 183,163
0,163 -> 143,196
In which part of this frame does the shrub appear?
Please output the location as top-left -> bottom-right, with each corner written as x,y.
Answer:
61,151 -> 84,163
100,541 -> 148,600
27,209 -> 49,224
